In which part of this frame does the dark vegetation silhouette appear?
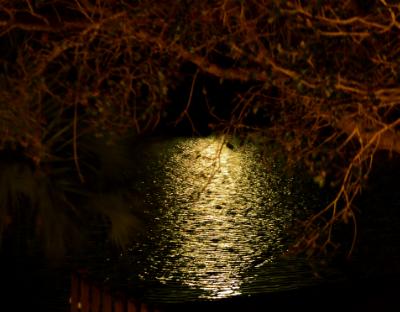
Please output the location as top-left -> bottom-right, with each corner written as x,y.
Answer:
0,0 -> 400,258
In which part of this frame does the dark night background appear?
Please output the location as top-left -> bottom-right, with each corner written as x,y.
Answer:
1,1 -> 400,311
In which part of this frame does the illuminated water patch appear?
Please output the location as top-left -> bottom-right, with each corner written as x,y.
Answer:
123,135 -> 324,301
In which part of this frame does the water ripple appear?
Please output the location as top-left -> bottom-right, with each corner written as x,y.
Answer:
121,136 -> 334,302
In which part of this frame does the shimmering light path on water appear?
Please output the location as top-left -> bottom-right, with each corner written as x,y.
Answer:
121,136 -> 335,302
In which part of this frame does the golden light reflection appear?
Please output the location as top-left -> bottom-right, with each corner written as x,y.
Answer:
153,136 -> 286,299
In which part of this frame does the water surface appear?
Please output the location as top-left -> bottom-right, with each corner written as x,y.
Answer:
108,136 -> 341,302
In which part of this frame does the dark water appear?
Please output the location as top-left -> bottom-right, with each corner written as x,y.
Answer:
99,135 -> 345,303
1,137 -> 400,311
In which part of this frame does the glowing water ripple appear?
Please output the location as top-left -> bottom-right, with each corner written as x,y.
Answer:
160,137 -> 285,299
122,135 -> 329,302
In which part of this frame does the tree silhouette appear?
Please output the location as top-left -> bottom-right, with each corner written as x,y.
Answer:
0,0 -> 399,256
